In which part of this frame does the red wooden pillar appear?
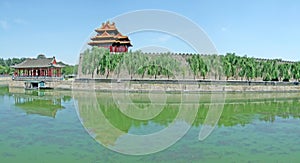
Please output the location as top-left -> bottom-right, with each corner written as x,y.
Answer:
57,69 -> 60,77
49,68 -> 52,77
40,68 -> 44,76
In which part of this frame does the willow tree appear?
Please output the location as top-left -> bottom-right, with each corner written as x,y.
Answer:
123,50 -> 148,79
291,62 -> 300,81
278,63 -> 291,81
224,53 -> 239,79
136,57 -> 149,79
198,56 -> 208,79
271,60 -> 279,81
146,56 -> 161,79
159,53 -> 180,79
208,54 -> 223,80
222,59 -> 232,80
186,55 -> 199,80
98,50 -> 123,78
244,58 -> 256,81
81,49 -> 92,77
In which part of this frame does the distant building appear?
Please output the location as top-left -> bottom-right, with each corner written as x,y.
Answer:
11,55 -> 64,78
88,21 -> 132,52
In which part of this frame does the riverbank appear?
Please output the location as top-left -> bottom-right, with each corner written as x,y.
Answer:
0,77 -> 10,86
4,77 -> 300,92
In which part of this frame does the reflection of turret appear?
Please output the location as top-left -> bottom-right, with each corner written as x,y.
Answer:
75,92 -> 124,146
11,89 -> 65,118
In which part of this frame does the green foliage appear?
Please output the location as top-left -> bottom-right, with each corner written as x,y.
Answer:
37,54 -> 47,59
62,65 -> 78,75
0,57 -> 26,75
291,62 -> 300,81
99,50 -> 124,78
81,47 -> 108,78
123,50 -> 147,79
0,65 -> 5,74
186,55 -> 208,79
79,49 -> 300,82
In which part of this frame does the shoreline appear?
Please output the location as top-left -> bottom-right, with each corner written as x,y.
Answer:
3,77 -> 300,92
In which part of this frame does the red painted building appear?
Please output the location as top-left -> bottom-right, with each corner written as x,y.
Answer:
11,56 -> 64,78
88,21 -> 132,52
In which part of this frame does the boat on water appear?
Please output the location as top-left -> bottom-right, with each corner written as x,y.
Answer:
24,81 -> 53,90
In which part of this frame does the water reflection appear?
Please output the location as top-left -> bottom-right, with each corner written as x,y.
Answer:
74,91 -> 300,154
5,86 -> 300,154
74,91 -> 199,155
0,86 -> 9,95
9,88 -> 71,118
196,93 -> 300,127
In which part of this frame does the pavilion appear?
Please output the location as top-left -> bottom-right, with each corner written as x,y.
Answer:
11,55 -> 64,80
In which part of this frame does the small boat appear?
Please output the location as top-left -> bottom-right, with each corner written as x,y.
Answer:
24,81 -> 53,90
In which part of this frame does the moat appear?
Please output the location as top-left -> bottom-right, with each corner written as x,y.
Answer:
1,86 -> 300,162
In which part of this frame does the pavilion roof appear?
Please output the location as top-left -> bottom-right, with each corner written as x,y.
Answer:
89,21 -> 132,47
95,21 -> 117,32
11,57 -> 64,68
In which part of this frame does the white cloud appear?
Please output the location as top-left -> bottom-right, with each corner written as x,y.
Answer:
0,20 -> 9,29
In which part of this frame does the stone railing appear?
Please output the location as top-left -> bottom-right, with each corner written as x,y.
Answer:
13,76 -> 64,81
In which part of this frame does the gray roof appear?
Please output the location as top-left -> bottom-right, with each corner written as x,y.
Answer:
11,57 -> 64,68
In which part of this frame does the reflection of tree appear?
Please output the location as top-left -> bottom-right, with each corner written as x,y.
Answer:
75,92 -> 181,147
100,92 -> 182,129
0,86 -> 9,95
15,98 -> 63,118
194,98 -> 300,127
75,92 -> 124,146
75,91 -> 300,146
12,89 -> 67,118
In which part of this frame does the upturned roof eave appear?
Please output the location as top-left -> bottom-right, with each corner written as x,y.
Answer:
11,65 -> 65,69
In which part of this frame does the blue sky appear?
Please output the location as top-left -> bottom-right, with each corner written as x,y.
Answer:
1,0 -> 300,64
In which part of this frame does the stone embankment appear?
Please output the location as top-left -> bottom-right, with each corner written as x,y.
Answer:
5,78 -> 300,92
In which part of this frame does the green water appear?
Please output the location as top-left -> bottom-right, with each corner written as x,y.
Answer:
1,86 -> 300,162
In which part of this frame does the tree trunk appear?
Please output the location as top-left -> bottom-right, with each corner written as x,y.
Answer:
142,72 -> 145,79
106,71 -> 110,79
